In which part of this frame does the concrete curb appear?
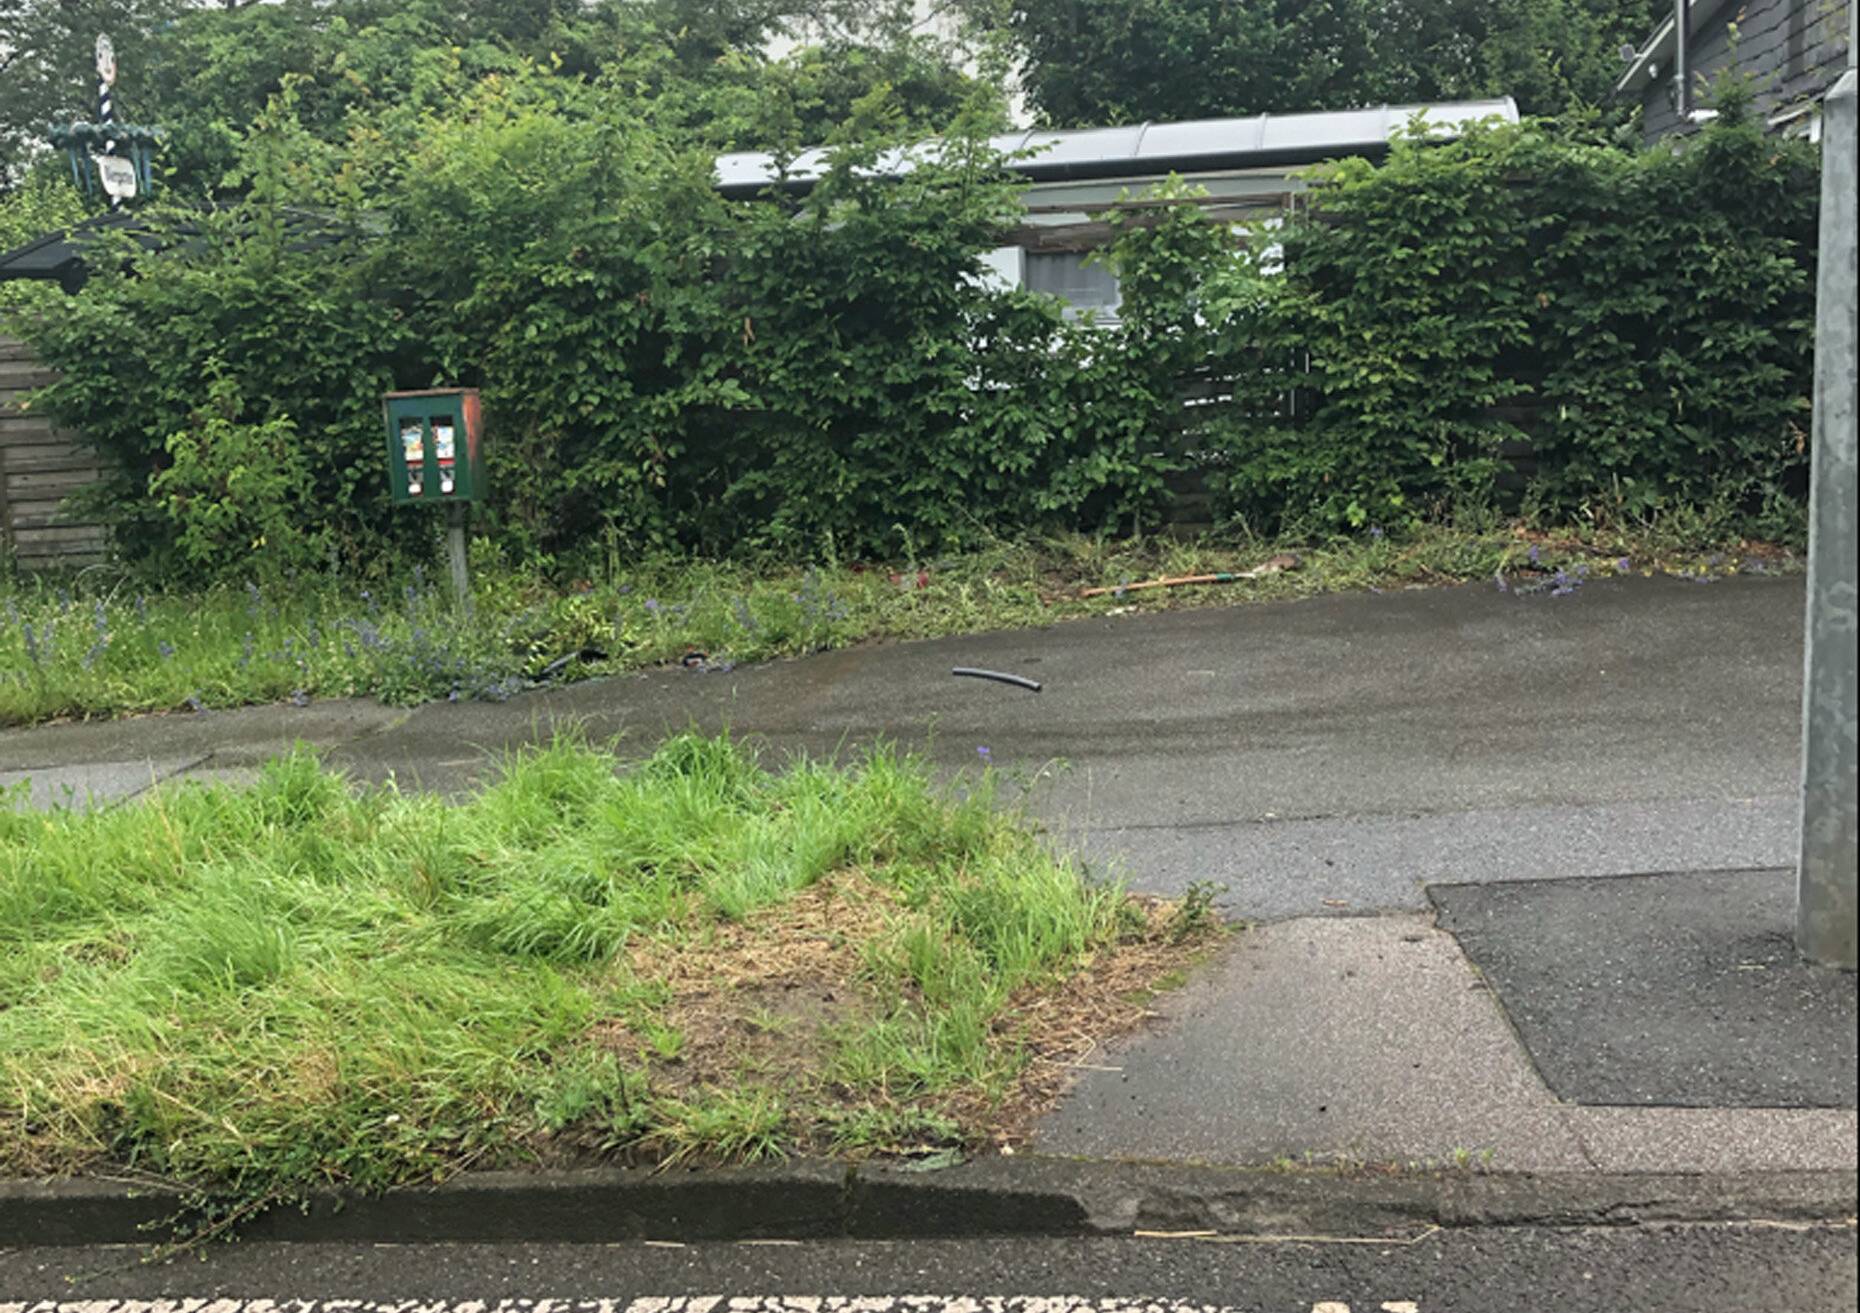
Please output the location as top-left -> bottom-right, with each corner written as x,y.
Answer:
3,1158 -> 1853,1247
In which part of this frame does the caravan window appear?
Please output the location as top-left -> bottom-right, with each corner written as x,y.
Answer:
1024,251 -> 1121,321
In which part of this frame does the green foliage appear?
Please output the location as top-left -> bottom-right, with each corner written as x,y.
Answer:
21,65 -> 1204,570
13,0 -> 987,200
0,0 -> 188,187
0,172 -> 89,311
961,0 -> 1666,126
13,62 -> 1813,574
148,374 -> 328,583
1201,108 -> 1817,534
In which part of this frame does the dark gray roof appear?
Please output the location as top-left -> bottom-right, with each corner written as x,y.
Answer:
0,207 -> 368,286
715,99 -> 1520,196
0,213 -> 154,289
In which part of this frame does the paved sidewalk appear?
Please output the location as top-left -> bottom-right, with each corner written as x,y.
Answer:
1036,868 -> 1856,1178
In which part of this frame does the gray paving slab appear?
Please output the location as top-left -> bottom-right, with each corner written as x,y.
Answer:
1430,869 -> 1859,1108
1061,794 -> 1797,919
1566,1107 -> 1860,1173
0,756 -> 202,812
1034,914 -> 1590,1170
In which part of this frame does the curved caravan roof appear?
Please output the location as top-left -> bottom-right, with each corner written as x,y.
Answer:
714,98 -> 1520,196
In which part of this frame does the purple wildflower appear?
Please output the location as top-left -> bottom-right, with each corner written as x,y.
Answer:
1527,543 -> 1541,566
1616,557 -> 1631,572
644,598 -> 661,614
1369,524 -> 1384,540
977,746 -> 992,764
158,640 -> 176,660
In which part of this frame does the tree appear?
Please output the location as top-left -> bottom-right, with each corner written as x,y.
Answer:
3,0 -> 987,199
961,0 -> 1669,125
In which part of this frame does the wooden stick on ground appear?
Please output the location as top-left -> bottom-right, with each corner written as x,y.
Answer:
1080,552 -> 1299,599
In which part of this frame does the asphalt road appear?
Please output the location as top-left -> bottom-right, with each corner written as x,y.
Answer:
0,574 -> 1808,921
332,574 -> 1806,919
3,1225 -> 1855,1312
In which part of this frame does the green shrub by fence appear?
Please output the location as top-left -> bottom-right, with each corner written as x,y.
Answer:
1204,85 -> 1817,537
4,78 -> 1817,580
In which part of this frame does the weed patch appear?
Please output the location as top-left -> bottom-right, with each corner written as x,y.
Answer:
0,521 -> 1798,729
0,733 -> 1214,1207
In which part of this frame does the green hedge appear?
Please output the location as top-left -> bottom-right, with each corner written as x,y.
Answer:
1206,89 -> 1818,535
6,78 -> 1818,580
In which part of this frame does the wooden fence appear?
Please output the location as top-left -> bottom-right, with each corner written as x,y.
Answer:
0,337 -> 108,569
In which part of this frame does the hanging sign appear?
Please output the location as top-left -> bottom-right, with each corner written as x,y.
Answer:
94,154 -> 138,199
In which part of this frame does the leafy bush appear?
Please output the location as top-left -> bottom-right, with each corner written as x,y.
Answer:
10,76 -> 1817,577
149,374 -> 329,582
1203,92 -> 1816,535
0,174 -> 88,311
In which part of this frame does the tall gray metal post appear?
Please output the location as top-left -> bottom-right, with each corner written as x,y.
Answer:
1797,68 -> 1858,970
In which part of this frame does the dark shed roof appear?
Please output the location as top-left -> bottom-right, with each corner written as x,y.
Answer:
0,212 -> 159,290
0,207 -> 365,287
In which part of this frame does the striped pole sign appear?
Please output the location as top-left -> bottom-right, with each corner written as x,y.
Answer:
93,33 -> 135,204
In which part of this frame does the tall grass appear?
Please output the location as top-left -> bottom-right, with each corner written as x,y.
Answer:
0,733 -> 1132,1197
1,518 -> 1793,727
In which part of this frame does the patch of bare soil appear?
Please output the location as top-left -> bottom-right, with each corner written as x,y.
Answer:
591,876 -> 1223,1155
594,873 -> 895,1095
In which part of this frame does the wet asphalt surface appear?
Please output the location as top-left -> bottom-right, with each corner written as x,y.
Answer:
0,574 -> 1805,923
1431,868 -> 1859,1108
312,573 -> 1806,921
3,1225 -> 1855,1312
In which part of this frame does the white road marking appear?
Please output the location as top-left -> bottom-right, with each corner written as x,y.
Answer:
0,1302 -> 1359,1313
3,1294 -> 1421,1301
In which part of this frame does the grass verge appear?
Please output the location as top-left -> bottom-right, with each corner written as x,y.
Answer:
0,733 -> 1217,1203
0,518 -> 1799,727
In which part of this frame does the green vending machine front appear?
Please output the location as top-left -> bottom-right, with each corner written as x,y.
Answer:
383,389 -> 484,504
